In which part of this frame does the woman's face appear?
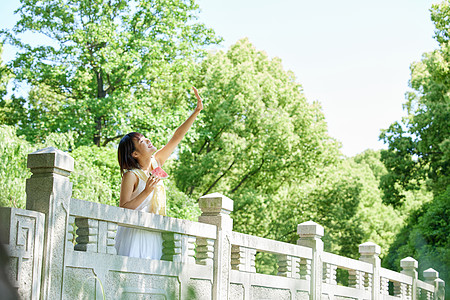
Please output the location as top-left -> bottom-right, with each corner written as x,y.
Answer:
132,135 -> 157,158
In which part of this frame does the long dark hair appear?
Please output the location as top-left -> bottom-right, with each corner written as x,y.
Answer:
118,132 -> 144,176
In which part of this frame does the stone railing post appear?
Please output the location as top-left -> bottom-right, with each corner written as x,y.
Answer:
401,257 -> 418,300
198,193 -> 233,300
26,147 -> 74,299
297,221 -> 324,300
359,242 -> 381,300
435,279 -> 445,300
423,268 -> 444,300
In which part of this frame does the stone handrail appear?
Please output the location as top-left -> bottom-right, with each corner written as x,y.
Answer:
69,197 -> 217,239
0,147 -> 446,299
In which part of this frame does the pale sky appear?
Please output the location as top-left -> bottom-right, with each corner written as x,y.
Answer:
1,0 -> 440,156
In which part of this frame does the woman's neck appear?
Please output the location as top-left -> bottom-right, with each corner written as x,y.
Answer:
138,156 -> 152,173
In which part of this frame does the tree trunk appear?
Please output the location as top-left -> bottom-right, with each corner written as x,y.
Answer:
94,69 -> 107,146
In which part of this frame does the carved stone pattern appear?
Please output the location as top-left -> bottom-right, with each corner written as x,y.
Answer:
291,256 -> 300,279
161,232 -> 182,262
196,238 -> 214,266
394,282 -> 408,298
277,254 -> 292,277
231,245 -> 244,271
405,283 -> 412,299
74,218 -> 99,252
299,258 -> 311,281
231,245 -> 256,273
380,277 -> 389,295
323,263 -> 337,284
363,272 -> 372,291
161,232 -> 195,263
348,270 -> 363,289
12,216 -> 34,284
184,235 -> 196,264
67,216 -> 76,250
106,222 -> 117,255
5,213 -> 43,300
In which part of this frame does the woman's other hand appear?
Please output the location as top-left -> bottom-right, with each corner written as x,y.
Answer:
145,175 -> 160,193
192,86 -> 203,112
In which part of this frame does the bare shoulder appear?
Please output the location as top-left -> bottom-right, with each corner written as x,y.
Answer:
121,171 -> 138,190
120,171 -> 139,207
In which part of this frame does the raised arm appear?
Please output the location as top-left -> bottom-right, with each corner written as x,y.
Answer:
155,87 -> 203,166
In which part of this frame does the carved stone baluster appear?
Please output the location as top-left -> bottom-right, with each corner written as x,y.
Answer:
364,272 -> 373,291
277,254 -> 290,277
323,263 -> 337,284
161,232 -> 182,262
196,238 -> 214,266
67,215 -> 76,250
394,282 -> 407,298
231,245 -> 256,272
231,245 -> 244,271
278,255 -> 296,277
349,270 -> 363,289
380,277 -> 389,295
299,258 -> 312,281
106,222 -> 117,255
74,218 -> 99,252
185,235 -> 196,264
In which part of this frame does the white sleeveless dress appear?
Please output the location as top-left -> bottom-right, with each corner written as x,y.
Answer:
115,156 -> 166,259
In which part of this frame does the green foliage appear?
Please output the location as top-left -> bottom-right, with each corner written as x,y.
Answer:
0,125 -> 34,208
0,44 -> 11,100
0,44 -> 14,123
380,0 -> 450,207
174,39 -> 341,240
277,150 -> 408,259
0,125 -> 199,219
381,2 -> 450,296
70,146 -> 121,206
383,187 -> 450,298
1,0 -> 220,146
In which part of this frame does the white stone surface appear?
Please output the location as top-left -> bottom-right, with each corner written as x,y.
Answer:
2,147 -> 445,300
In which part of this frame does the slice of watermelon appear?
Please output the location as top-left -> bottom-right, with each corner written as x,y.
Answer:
151,166 -> 168,179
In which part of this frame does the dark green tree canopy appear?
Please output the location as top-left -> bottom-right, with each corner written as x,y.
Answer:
1,0 -> 220,146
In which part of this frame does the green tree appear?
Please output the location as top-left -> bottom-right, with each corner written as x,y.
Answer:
0,43 -> 14,123
0,125 -> 200,219
383,187 -> 450,298
380,0 -> 450,207
1,0 -> 219,146
381,1 -> 450,296
275,150 -> 410,259
0,44 -> 10,100
0,125 -> 34,208
173,39 -> 341,238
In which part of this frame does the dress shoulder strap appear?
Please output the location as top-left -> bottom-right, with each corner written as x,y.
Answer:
127,169 -> 148,182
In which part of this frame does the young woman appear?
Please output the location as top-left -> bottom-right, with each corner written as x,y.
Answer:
114,87 -> 203,259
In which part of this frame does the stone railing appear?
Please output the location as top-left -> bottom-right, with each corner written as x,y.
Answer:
0,147 -> 446,299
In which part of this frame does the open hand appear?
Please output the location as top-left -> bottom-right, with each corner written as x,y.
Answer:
145,175 -> 160,193
192,87 -> 203,111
